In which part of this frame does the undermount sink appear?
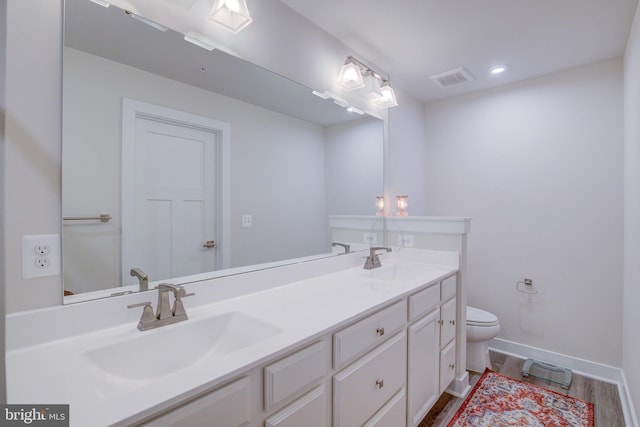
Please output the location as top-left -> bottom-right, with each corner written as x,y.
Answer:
83,312 -> 282,382
361,263 -> 398,281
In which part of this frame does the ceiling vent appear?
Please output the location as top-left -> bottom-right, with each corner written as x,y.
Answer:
430,67 -> 475,88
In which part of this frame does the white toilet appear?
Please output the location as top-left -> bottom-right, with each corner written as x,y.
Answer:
466,306 -> 501,373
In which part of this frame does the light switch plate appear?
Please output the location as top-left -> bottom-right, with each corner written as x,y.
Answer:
22,234 -> 61,279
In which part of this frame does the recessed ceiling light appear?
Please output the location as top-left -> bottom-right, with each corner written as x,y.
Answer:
490,65 -> 509,75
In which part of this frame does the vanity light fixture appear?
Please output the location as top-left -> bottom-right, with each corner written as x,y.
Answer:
209,0 -> 253,33
125,11 -> 168,32
490,64 -> 509,75
362,70 -> 383,99
396,195 -> 408,216
89,0 -> 110,7
376,196 -> 385,216
336,57 -> 365,91
373,80 -> 398,109
184,35 -> 216,51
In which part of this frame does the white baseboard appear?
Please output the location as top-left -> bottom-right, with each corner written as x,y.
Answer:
489,338 -> 638,427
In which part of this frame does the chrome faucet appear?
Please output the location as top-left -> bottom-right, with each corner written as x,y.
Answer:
331,242 -> 351,254
130,268 -> 149,291
363,246 -> 392,270
127,283 -> 194,331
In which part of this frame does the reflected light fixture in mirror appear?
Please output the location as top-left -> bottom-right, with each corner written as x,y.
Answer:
336,57 -> 365,91
125,11 -> 168,32
373,80 -> 398,108
89,0 -> 110,7
376,196 -> 384,216
209,0 -> 253,33
396,195 -> 408,216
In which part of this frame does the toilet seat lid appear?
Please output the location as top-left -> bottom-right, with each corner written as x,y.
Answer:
467,306 -> 499,326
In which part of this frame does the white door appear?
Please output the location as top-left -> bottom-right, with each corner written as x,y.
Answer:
122,99 -> 229,285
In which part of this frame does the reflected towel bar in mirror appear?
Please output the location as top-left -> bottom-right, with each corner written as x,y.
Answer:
63,214 -> 112,223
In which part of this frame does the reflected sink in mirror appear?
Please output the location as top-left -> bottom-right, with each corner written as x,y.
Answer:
83,312 -> 282,383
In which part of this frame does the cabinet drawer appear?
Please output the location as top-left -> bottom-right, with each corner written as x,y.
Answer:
333,332 -> 407,427
363,389 -> 406,427
142,377 -> 249,427
441,274 -> 456,301
408,284 -> 440,322
439,341 -> 456,393
264,341 -> 325,410
440,297 -> 456,348
334,301 -> 406,368
265,385 -> 327,427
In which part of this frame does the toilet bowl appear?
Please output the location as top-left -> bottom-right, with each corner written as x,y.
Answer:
466,306 -> 500,373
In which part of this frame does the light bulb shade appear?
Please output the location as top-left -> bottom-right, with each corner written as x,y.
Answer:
374,81 -> 398,108
363,70 -> 382,99
336,58 -> 365,91
376,196 -> 384,216
209,0 -> 253,33
396,195 -> 408,216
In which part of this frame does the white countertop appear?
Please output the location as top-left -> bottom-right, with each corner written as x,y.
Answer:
6,248 -> 458,426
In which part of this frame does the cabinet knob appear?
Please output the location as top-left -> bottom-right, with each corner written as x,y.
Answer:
449,363 -> 455,370
450,320 -> 456,325
376,327 -> 385,336
375,379 -> 384,389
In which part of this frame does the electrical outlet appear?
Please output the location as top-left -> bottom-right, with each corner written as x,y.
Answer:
241,215 -> 253,227
397,234 -> 414,247
363,232 -> 377,245
22,234 -> 61,279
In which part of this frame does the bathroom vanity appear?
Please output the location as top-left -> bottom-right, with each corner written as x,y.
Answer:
6,243 -> 470,427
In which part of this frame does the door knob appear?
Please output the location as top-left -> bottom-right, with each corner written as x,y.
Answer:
203,240 -> 217,249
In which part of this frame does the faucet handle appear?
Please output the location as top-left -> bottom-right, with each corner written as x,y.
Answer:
128,302 -> 155,330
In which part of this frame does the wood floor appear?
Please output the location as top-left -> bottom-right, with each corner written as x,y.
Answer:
418,351 -> 626,426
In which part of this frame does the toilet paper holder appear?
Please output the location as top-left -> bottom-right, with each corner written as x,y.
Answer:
517,278 -> 538,294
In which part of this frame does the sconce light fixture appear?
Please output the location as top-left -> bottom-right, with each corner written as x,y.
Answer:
396,195 -> 408,216
376,196 -> 385,216
209,0 -> 253,33
373,80 -> 399,108
336,56 -> 399,108
336,57 -> 365,91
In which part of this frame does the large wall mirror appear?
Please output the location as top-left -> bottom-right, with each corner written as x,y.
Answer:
62,0 -> 384,302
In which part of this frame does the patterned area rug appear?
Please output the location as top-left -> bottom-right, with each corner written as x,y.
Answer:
448,369 -> 594,426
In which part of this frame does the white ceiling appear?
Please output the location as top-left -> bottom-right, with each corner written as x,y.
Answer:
280,0 -> 638,103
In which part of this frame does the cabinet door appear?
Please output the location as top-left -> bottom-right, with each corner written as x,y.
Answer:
407,309 -> 440,427
440,297 -> 456,348
333,332 -> 407,427
440,340 -> 456,393
363,389 -> 406,427
265,385 -> 327,427
141,377 -> 249,427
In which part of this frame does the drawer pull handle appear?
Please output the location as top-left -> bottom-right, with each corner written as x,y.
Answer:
376,327 -> 385,336
375,379 -> 384,389
450,320 -> 456,325
449,363 -> 455,370
438,320 -> 444,326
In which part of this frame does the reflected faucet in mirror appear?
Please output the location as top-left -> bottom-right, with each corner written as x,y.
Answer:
130,268 -> 148,291
331,242 -> 351,254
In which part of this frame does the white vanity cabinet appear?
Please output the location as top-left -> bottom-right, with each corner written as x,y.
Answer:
140,376 -> 251,427
129,273 -> 460,427
406,274 -> 458,427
